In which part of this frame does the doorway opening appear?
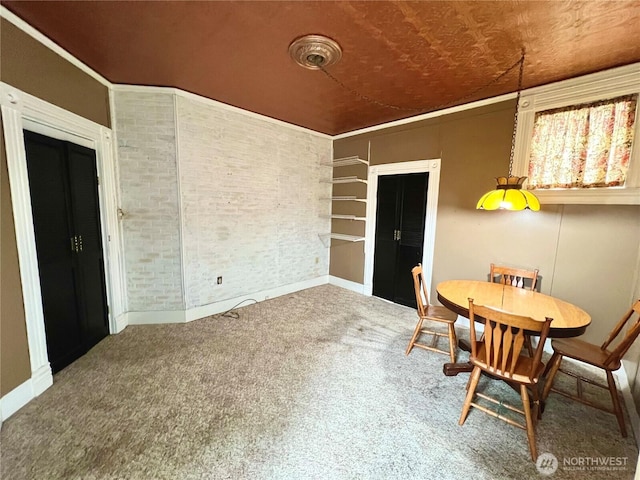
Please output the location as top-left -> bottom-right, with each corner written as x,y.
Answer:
372,172 -> 428,307
364,159 -> 441,304
1,82 -> 123,396
24,130 -> 110,372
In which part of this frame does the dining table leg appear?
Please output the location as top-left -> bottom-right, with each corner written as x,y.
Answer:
443,338 -> 474,376
443,362 -> 474,376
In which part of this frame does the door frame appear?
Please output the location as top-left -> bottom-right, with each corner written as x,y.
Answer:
364,159 -> 441,298
1,82 -> 125,395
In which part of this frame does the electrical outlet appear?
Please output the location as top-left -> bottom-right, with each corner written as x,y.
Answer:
217,276 -> 222,285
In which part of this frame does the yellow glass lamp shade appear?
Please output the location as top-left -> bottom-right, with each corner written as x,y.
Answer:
476,176 -> 540,211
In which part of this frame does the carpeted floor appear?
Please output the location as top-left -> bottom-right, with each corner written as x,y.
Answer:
1,284 -> 637,479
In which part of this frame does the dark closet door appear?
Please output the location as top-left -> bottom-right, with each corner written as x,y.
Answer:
25,133 -> 85,371
24,131 -> 109,373
372,172 -> 428,308
67,143 -> 110,351
372,175 -> 401,303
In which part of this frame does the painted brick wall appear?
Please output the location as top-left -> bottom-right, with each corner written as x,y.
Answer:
176,96 -> 332,309
114,91 -> 185,311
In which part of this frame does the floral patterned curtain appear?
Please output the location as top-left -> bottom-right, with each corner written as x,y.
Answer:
528,94 -> 637,189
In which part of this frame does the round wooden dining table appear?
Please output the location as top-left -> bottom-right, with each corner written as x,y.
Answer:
436,279 -> 592,376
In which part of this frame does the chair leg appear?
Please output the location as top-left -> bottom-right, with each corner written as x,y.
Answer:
521,384 -> 538,461
465,371 -> 475,391
530,383 -> 542,422
405,317 -> 424,355
459,366 -> 481,425
541,352 -> 562,401
452,324 -> 458,349
448,324 -> 457,363
606,371 -> 627,437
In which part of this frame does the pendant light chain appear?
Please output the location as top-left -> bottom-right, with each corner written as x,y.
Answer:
508,50 -> 526,177
475,49 -> 540,211
317,52 -> 525,114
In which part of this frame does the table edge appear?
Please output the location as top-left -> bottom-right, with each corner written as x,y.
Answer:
437,290 -> 589,339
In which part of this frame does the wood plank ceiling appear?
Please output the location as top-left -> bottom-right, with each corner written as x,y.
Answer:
3,1 -> 640,135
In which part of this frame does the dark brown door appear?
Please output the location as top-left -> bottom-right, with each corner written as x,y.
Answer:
24,130 -> 109,373
372,172 -> 428,308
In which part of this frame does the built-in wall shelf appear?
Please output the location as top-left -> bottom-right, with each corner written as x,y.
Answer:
321,156 -> 369,167
322,176 -> 368,185
323,214 -> 366,221
323,196 -> 367,203
329,233 -> 366,242
323,148 -> 370,247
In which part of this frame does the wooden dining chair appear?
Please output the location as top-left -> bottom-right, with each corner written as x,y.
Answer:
405,264 -> 458,362
459,299 -> 552,461
541,299 -> 640,437
490,263 -> 539,356
490,263 -> 539,290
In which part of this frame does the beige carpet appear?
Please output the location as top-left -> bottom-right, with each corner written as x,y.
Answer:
1,284 -> 637,479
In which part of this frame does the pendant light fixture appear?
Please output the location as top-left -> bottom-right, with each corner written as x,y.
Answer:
476,50 -> 540,211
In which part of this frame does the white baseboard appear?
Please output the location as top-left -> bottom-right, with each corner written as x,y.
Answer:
125,310 -> 187,325
114,313 -> 128,333
329,275 -> 365,294
1,364 -> 53,422
31,364 -> 53,396
127,275 -> 329,322
615,364 -> 640,448
185,275 -> 329,321
126,277 -> 331,324
1,379 -> 32,421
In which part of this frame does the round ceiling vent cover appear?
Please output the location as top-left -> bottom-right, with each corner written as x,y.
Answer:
288,34 -> 342,70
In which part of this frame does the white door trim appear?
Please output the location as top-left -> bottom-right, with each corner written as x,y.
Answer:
1,82 -> 125,395
364,159 -> 441,297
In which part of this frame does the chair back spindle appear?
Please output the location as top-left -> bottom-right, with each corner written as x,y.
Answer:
490,264 -> 539,291
602,300 -> 640,368
411,264 -> 430,316
469,299 -> 551,379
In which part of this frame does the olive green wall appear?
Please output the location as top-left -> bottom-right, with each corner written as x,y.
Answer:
0,18 -> 111,396
0,18 -> 110,127
332,101 -> 640,350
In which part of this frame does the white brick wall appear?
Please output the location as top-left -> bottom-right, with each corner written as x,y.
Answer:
114,91 -> 185,311
114,88 -> 332,314
176,96 -> 332,308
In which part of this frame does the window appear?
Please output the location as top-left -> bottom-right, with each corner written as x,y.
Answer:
528,95 -> 636,189
512,63 -> 640,204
